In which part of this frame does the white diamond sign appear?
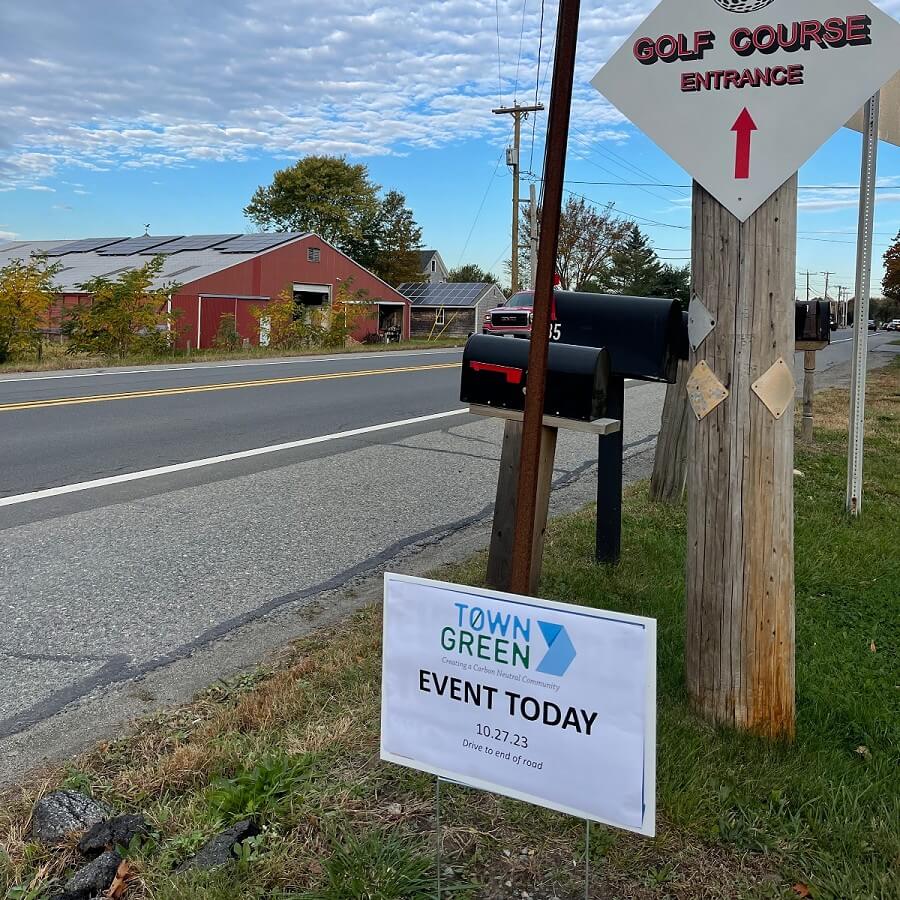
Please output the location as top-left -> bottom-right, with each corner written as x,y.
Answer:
592,0 -> 900,220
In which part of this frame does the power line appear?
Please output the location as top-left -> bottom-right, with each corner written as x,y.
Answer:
457,142 -> 510,266
569,124 -> 688,201
513,0 -> 528,101
495,0 -> 503,106
528,0 -> 546,173
566,131 -> 677,205
559,178 -> 900,192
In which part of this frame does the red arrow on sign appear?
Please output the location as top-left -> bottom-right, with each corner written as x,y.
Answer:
731,108 -> 757,181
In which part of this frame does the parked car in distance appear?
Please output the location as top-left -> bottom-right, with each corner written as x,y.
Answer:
886,319 -> 900,331
868,319 -> 878,331
482,290 -> 535,338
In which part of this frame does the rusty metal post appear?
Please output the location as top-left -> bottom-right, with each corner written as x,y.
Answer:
509,0 -> 581,596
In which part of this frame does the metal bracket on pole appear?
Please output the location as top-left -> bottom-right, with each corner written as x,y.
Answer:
847,91 -> 881,516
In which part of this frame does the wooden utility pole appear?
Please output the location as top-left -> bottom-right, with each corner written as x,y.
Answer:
685,178 -> 798,740
529,183 -> 539,289
493,103 -> 544,294
649,358 -> 691,503
508,0 -> 580,596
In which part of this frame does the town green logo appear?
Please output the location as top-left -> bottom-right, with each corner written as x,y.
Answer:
441,601 -> 576,677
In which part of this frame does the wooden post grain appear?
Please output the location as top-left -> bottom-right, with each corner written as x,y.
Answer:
486,420 -> 523,591
685,179 -> 797,740
486,421 -> 557,594
801,350 -> 816,444
650,358 -> 691,503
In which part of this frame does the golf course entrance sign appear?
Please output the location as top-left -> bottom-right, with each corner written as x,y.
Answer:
592,0 -> 900,220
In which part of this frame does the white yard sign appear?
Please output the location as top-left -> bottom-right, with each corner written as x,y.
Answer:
592,0 -> 900,220
380,573 -> 657,836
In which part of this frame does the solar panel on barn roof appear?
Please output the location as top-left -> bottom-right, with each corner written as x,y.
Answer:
98,236 -> 181,256
214,233 -> 305,253
44,238 -> 129,256
140,234 -> 241,254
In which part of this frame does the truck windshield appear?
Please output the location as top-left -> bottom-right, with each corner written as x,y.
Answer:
504,292 -> 534,308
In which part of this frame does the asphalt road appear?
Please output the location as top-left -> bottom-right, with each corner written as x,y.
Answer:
0,332 -> 896,782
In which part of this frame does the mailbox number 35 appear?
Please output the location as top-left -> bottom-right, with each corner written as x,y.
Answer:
549,323 -> 562,341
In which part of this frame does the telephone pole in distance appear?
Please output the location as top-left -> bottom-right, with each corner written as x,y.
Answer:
493,103 -> 544,293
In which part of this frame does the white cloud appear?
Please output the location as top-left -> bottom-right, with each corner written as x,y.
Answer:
0,0 -> 656,188
798,176 -> 900,212
1,0 -> 896,195
0,231 -> 18,240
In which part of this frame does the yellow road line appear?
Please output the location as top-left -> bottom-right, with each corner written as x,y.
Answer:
0,362 -> 461,413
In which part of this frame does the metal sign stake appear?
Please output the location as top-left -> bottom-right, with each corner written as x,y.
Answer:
435,777 -> 443,899
584,820 -> 592,899
847,91 -> 881,516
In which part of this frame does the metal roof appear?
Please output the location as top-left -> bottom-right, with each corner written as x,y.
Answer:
398,282 -> 501,307
0,233 -> 309,292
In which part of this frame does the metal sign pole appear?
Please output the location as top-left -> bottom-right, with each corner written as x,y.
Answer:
846,91 -> 881,516
435,777 -> 442,899
584,820 -> 592,899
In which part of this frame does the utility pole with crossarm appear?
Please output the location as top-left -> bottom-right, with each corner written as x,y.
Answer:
492,103 -> 544,294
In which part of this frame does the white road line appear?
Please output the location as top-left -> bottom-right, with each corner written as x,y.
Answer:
0,409 -> 469,508
0,348 -> 464,384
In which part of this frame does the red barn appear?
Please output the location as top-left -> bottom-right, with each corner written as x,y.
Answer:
0,233 -> 410,348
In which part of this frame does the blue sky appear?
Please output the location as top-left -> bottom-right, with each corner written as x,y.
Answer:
1,0 -> 898,299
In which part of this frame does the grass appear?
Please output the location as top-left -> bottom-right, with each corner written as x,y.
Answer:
1,362 -> 897,899
0,337 -> 465,374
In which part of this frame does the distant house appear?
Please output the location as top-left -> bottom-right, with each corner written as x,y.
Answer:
418,250 -> 449,284
0,233 -> 410,348
399,282 -> 506,338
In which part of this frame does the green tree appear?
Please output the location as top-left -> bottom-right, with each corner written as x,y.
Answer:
0,255 -> 61,362
653,264 -> 692,308
448,264 -> 499,285
883,230 -> 900,303
245,155 -> 379,243
214,313 -> 241,351
244,155 -> 422,286
62,256 -> 180,359
607,225 -> 663,296
348,189 -> 423,286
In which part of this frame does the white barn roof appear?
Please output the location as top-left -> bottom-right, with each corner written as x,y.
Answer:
0,233 -> 309,292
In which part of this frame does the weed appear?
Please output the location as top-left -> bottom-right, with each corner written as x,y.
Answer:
299,828 -> 472,899
205,754 -> 319,825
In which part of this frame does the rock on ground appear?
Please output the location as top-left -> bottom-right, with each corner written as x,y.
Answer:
54,849 -> 121,900
31,790 -> 111,846
175,820 -> 260,872
77,813 -> 148,856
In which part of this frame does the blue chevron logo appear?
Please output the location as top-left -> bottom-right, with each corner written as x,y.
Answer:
535,621 -> 577,677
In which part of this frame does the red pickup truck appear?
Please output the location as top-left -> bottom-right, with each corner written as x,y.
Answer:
481,290 -> 563,340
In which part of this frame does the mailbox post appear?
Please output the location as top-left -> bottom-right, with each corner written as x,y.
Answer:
461,335 -> 618,592
550,291 -> 686,564
596,377 -> 625,564
795,300 -> 832,444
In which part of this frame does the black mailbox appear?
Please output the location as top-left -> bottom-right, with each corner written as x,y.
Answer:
796,300 -> 831,347
461,335 -> 610,422
551,292 -> 685,383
